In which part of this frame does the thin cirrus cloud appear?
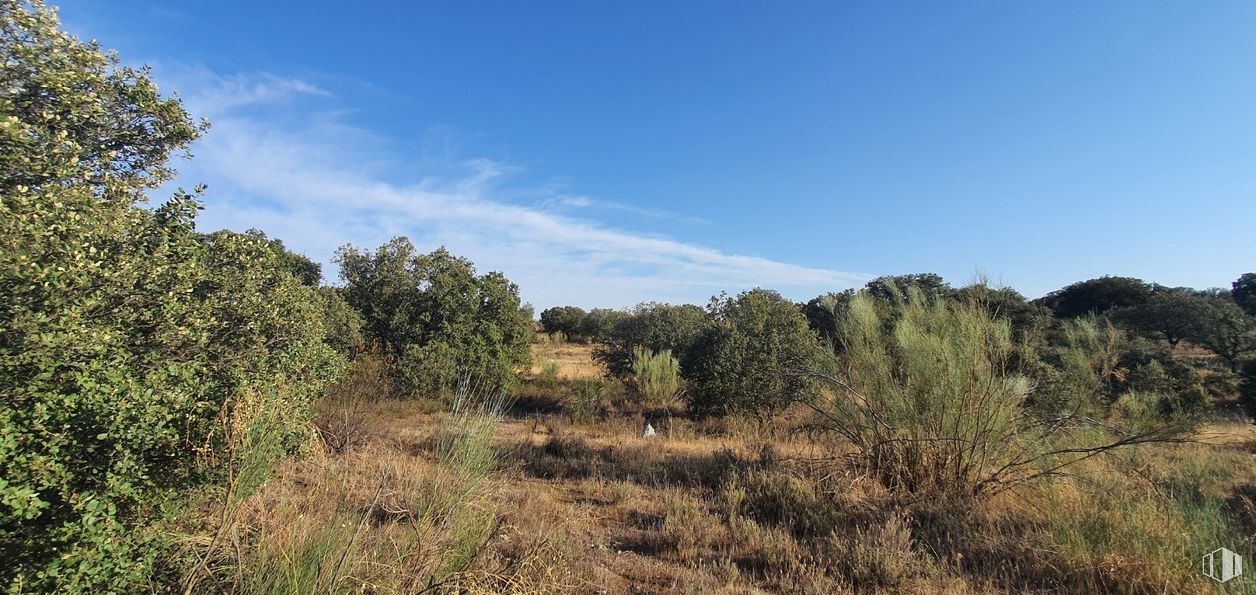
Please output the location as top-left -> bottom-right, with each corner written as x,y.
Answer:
543,194 -> 711,225
161,67 -> 871,310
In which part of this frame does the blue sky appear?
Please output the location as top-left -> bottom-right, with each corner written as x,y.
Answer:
55,1 -> 1256,309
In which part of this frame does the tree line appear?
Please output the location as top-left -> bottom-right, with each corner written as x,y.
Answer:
542,271 -> 1256,420
538,272 -> 1252,500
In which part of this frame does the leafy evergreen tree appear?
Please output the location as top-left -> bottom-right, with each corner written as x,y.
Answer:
1111,291 -> 1211,348
1196,300 -> 1256,372
580,307 -> 629,342
336,238 -> 533,394
539,305 -> 588,340
1037,276 -> 1151,318
687,289 -> 824,418
1233,273 -> 1256,316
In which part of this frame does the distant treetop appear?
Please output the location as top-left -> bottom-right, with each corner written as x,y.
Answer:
1036,276 -> 1152,318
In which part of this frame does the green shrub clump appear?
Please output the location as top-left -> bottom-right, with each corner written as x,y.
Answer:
593,302 -> 710,378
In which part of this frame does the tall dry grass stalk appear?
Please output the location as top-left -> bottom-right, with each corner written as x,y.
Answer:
180,380 -> 312,594
181,374 -> 512,593
419,378 -> 511,580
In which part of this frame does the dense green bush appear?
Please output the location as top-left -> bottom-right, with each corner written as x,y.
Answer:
802,290 -> 854,347
580,307 -> 629,342
1,201 -> 344,591
1240,359 -> 1256,419
1233,273 -> 1256,316
1195,299 -> 1256,372
1110,290 -> 1210,348
336,238 -> 533,395
536,305 -> 628,343
1019,315 -> 1207,418
0,0 -> 203,202
687,289 -> 823,418
315,286 -> 366,356
0,3 -> 345,589
1036,276 -> 1151,318
539,305 -> 587,340
248,228 -> 323,287
592,302 -> 710,377
1112,338 -> 1209,415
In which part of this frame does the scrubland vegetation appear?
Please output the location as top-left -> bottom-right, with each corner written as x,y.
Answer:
5,1 -> 1256,592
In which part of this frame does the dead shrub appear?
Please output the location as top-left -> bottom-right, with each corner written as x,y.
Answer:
313,352 -> 397,454
312,396 -> 369,455
508,384 -> 565,415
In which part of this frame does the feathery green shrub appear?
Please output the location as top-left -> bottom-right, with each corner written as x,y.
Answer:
567,378 -> 610,423
535,357 -> 561,390
630,346 -> 681,407
814,289 -> 1186,498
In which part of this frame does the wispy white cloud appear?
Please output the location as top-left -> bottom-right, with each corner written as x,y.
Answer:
543,194 -> 710,224
160,66 -> 331,116
554,195 -> 594,208
163,68 -> 870,309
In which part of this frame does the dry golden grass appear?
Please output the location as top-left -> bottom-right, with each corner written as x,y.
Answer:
1194,420 -> 1256,447
530,341 -> 605,380
196,345 -> 1256,594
